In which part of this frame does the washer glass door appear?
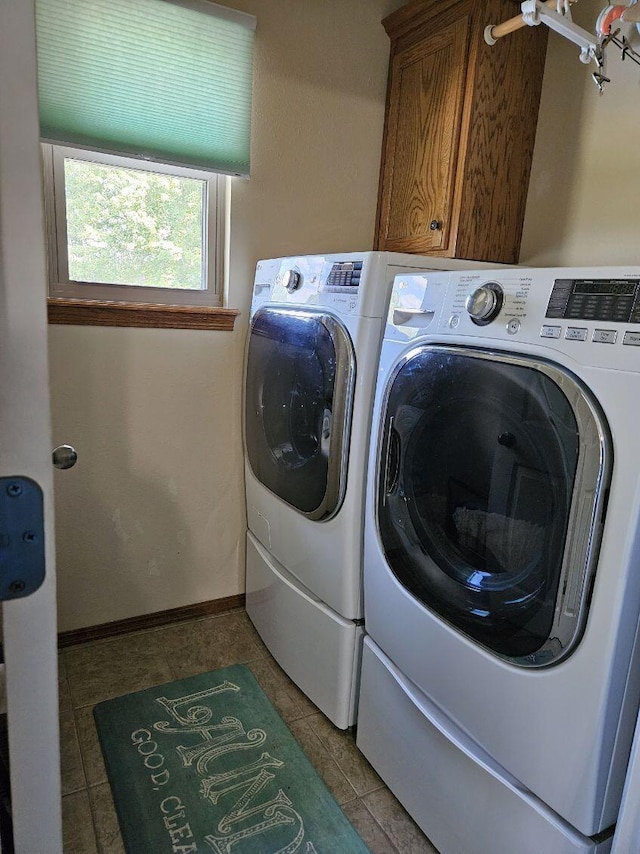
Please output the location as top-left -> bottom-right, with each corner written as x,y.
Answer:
377,346 -> 609,666
245,307 -> 355,520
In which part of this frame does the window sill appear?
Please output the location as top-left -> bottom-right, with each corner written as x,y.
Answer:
47,298 -> 240,331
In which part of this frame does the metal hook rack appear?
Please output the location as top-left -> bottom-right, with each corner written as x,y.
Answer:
485,0 -> 640,93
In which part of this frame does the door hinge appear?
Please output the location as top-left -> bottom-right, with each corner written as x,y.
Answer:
0,477 -> 45,600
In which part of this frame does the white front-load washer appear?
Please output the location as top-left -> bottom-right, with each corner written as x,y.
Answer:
357,267 -> 640,852
244,252 -> 502,728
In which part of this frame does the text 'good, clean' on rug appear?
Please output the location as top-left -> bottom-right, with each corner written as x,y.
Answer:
94,664 -> 370,853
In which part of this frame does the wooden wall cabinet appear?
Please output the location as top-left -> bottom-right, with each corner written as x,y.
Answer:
374,0 -> 548,264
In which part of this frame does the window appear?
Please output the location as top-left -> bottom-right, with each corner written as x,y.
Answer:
36,0 -> 255,324
43,145 -> 226,307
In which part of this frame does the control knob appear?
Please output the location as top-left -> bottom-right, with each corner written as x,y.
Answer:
283,269 -> 302,293
465,282 -> 504,326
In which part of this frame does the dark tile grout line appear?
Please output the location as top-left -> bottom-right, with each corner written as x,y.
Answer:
66,693 -> 101,852
85,787 -> 102,854
355,799 -> 400,853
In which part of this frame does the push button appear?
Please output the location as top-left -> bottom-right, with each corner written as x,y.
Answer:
593,329 -> 617,344
565,327 -> 588,341
540,325 -> 562,339
623,331 -> 640,346
506,318 -> 520,335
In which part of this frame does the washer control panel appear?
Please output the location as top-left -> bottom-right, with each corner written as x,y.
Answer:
444,272 -> 533,329
546,278 -> 640,324
386,266 -> 640,369
465,282 -> 504,325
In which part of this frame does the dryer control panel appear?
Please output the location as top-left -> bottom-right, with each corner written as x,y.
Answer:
321,261 -> 363,293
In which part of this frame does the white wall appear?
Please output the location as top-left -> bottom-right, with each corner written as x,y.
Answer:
50,0 -> 405,632
521,0 -> 640,266
49,326 -> 247,629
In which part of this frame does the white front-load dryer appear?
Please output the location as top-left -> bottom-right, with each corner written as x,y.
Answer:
358,267 -> 640,852
243,252 -> 503,728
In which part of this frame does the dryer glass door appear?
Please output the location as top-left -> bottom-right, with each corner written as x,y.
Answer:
245,307 -> 355,520
377,346 -> 609,667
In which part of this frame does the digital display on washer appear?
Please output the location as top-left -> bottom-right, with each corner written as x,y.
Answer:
546,278 -> 640,323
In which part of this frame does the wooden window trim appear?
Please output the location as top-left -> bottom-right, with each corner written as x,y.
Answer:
47,298 -> 239,331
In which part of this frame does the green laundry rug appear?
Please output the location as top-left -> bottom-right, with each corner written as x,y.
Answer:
94,664 -> 370,853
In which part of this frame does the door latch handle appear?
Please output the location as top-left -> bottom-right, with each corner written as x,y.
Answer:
52,445 -> 77,470
383,419 -> 401,502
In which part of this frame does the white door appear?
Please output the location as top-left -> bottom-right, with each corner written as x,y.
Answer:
0,1 -> 63,852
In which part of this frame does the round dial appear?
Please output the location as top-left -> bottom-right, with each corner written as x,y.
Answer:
283,269 -> 302,293
465,282 -> 504,325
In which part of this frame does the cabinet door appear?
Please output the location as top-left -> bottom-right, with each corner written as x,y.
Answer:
376,16 -> 469,254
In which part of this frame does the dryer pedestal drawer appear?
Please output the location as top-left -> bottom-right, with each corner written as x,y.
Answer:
245,531 -> 363,729
356,638 -> 611,854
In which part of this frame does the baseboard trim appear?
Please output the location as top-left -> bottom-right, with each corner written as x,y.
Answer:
58,594 -> 246,648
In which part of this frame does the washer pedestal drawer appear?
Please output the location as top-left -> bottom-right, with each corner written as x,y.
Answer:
245,531 -> 363,729
356,637 -> 611,854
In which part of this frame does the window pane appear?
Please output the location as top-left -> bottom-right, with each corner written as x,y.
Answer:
64,158 -> 205,290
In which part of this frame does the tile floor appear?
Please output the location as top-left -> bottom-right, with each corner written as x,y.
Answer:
58,607 -> 439,853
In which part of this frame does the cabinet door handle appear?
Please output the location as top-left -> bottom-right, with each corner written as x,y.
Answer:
429,219 -> 443,231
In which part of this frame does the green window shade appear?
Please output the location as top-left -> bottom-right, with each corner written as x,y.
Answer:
35,0 -> 255,175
